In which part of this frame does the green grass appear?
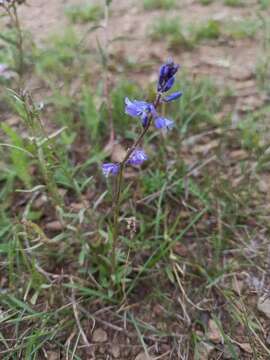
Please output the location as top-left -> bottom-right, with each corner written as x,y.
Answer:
34,28 -> 81,79
256,14 -> 270,94
259,0 -> 270,9
224,18 -> 261,39
149,18 -> 222,51
65,4 -> 103,23
149,17 -> 194,51
199,0 -> 215,4
193,19 -> 221,41
224,0 -> 244,6
256,56 -> 270,94
143,0 -> 177,10
0,27 -> 33,76
149,15 -> 260,47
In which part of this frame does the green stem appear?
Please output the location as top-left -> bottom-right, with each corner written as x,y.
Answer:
111,163 -> 124,281
13,4 -> 24,80
111,93 -> 161,286
5,3 -> 24,85
103,1 -> 115,142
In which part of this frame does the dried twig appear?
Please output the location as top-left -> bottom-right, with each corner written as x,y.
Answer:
70,277 -> 91,348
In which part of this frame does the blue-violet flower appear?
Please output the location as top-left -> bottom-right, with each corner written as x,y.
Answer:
162,76 -> 175,92
102,163 -> 120,177
163,91 -> 183,103
154,117 -> 174,130
127,148 -> 148,166
125,97 -> 153,127
102,59 -> 183,177
158,59 -> 179,93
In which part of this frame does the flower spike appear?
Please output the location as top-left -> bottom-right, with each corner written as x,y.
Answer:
103,59 -> 182,178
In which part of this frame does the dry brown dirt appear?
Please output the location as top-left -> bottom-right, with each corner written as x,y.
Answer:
18,0 -> 265,113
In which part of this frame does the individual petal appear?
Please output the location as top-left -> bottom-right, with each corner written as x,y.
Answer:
157,64 -> 169,92
163,91 -> 183,102
127,148 -> 148,166
162,76 -> 175,93
154,117 -> 174,130
133,100 -> 151,109
166,59 -> 179,80
125,98 -> 152,119
125,97 -> 142,117
102,163 -> 120,177
149,104 -> 158,118
140,112 -> 149,127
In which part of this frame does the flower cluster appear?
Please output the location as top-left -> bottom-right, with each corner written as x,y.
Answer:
102,148 -> 148,177
102,59 -> 182,177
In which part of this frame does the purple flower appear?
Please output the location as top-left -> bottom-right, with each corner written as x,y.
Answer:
0,63 -> 15,80
162,76 -> 175,92
154,117 -> 174,130
102,163 -> 120,177
127,148 -> 148,166
158,59 -> 179,93
163,91 -> 183,103
125,97 -> 153,126
0,64 -> 8,75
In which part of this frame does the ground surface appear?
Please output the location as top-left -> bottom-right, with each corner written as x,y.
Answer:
1,0 -> 270,359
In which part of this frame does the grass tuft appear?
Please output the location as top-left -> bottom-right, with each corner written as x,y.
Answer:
143,0 -> 177,10
224,0 -> 244,6
65,4 -> 103,23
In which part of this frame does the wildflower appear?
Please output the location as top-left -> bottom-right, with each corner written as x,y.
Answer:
158,58 -> 180,93
127,148 -> 147,165
162,76 -> 175,92
0,64 -> 15,80
154,117 -> 174,130
163,91 -> 183,103
103,59 -> 182,178
0,64 -> 7,75
102,163 -> 120,177
125,97 -> 153,126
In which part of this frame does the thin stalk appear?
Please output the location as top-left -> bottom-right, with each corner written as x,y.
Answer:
111,93 -> 161,284
5,3 -> 24,85
103,0 -> 114,144
12,4 -> 24,80
111,163 -> 124,280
